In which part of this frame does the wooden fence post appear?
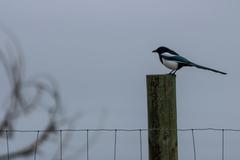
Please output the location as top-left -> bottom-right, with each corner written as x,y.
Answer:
146,74 -> 178,160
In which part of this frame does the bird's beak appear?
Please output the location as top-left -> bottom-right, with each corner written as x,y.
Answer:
152,49 -> 157,53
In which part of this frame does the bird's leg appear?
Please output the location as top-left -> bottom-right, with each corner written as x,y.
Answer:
172,69 -> 178,75
168,70 -> 174,75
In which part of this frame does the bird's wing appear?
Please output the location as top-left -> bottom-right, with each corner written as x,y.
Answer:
161,54 -> 227,75
161,55 -> 192,65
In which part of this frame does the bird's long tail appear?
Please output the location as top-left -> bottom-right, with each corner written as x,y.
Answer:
191,63 -> 227,75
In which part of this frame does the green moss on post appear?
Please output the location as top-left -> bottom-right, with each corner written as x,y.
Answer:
146,74 -> 178,160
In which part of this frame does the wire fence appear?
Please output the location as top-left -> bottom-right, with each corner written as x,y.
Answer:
1,128 -> 240,160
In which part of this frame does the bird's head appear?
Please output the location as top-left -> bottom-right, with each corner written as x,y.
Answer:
152,46 -> 170,54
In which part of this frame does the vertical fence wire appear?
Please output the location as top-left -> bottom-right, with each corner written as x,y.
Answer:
222,129 -> 224,160
191,129 -> 197,160
33,130 -> 39,160
86,129 -> 89,160
60,130 -> 63,160
139,129 -> 143,160
5,130 -> 10,160
114,129 -> 117,160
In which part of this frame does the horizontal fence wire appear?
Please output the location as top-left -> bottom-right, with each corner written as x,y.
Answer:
1,128 -> 240,160
2,128 -> 240,132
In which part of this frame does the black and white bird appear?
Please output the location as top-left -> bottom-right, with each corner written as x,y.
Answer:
152,46 -> 227,75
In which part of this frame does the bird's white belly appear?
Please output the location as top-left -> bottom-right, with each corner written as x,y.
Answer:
162,58 -> 178,70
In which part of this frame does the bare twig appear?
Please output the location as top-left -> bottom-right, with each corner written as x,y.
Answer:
0,28 -> 61,159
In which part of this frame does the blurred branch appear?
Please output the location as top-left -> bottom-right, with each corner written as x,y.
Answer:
0,27 -> 99,160
0,28 -> 62,159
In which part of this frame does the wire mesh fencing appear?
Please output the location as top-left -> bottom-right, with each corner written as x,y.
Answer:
1,128 -> 240,160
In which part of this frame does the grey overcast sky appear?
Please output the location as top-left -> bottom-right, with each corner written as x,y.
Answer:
0,0 -> 239,159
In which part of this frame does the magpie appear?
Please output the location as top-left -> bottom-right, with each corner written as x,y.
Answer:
152,46 -> 227,75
